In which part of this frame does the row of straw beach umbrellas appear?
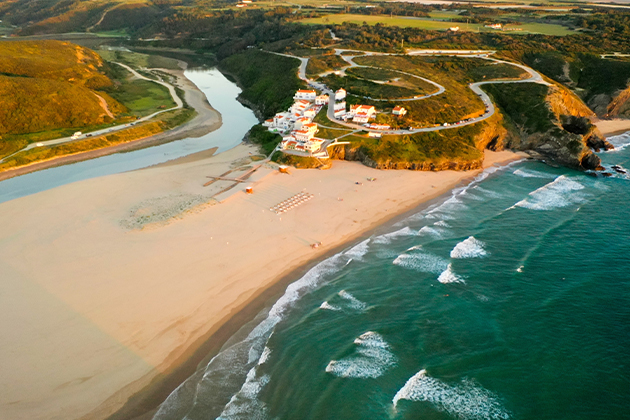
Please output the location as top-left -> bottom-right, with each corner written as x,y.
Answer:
270,192 -> 314,214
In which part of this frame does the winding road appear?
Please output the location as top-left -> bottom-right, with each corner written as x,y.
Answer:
1,62 -> 183,162
267,48 -> 550,136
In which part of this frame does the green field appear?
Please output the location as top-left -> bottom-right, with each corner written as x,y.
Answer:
300,14 -> 575,36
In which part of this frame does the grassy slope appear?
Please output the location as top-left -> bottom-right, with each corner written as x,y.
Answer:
352,55 -> 485,126
0,41 -> 183,162
0,40 -> 112,88
219,49 -> 304,118
483,83 -> 555,134
0,40 -> 129,157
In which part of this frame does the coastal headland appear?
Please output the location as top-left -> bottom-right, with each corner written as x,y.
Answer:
0,142 -> 524,420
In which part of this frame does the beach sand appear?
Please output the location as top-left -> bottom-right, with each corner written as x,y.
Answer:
594,118 -> 630,137
0,146 -> 525,420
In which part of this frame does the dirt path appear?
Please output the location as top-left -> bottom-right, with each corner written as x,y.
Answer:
87,3 -> 121,33
93,92 -> 115,119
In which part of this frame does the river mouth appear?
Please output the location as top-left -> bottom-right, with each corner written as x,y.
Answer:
0,67 -> 258,204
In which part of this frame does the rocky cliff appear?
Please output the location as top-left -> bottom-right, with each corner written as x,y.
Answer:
492,83 -> 612,170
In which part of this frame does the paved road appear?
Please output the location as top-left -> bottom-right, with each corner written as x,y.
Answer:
2,62 -> 183,162
322,50 -> 548,135
262,48 -> 549,135
336,53 -> 446,102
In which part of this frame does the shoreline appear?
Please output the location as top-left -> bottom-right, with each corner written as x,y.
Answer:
0,146 -> 526,420
0,67 -> 222,183
594,117 -> 630,137
107,151 -> 530,420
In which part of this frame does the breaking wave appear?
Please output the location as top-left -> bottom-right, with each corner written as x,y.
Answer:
513,168 -> 556,179
438,264 -> 466,284
450,236 -> 488,259
326,332 -> 396,379
510,175 -> 586,211
372,226 -> 416,244
320,301 -> 341,311
344,239 -> 371,260
605,132 -> 630,152
393,247 -> 449,274
338,290 -> 368,310
393,369 -> 511,420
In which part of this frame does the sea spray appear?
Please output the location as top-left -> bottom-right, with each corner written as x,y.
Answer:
393,370 -> 510,419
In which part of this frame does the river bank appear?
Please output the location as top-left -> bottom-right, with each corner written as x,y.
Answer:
0,143 -> 525,420
0,64 -> 222,183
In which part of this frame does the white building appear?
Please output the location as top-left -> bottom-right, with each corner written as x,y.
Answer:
294,89 -> 317,101
334,101 -> 346,112
315,94 -> 329,105
349,105 -> 376,123
335,88 -> 346,101
392,106 -> 407,117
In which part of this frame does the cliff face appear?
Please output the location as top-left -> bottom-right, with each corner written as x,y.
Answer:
606,86 -> 630,118
330,145 -> 483,171
499,84 -> 612,170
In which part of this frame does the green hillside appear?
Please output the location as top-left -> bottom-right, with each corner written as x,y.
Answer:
0,40 -> 127,158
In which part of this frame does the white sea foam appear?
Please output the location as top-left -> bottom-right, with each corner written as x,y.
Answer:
257,347 -> 271,365
511,175 -> 586,211
438,264 -> 466,284
210,250 -> 355,419
216,368 -> 270,420
513,168 -> 556,179
338,290 -> 368,311
450,236 -> 488,259
472,186 -> 503,199
344,239 -> 370,260
326,332 -> 396,379
372,226 -> 416,244
418,225 -> 445,238
605,132 -> 630,152
393,369 -> 511,419
434,220 -> 451,228
320,301 -> 341,311
394,249 -> 449,274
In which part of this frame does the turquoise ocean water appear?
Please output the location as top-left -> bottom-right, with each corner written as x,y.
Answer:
154,134 -> 630,420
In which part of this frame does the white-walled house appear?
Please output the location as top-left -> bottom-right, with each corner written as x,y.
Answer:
392,106 -> 407,117
294,89 -> 317,101
334,108 -> 347,119
315,94 -> 329,105
335,88 -> 346,101
334,101 -> 346,111
349,105 -> 376,123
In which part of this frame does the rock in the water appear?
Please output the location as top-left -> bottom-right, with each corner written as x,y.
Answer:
580,151 -> 603,170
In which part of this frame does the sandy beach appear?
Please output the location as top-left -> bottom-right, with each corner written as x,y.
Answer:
594,118 -> 630,137
0,146 -> 525,420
